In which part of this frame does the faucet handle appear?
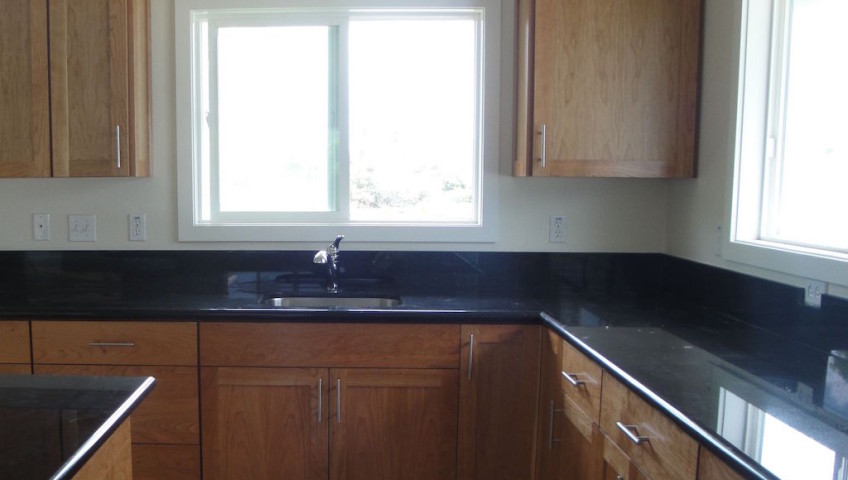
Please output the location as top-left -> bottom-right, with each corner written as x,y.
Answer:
313,250 -> 328,264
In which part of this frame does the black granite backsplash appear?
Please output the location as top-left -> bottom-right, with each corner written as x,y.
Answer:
0,250 -> 844,346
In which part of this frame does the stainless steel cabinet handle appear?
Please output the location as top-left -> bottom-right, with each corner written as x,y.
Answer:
561,371 -> 586,387
538,124 -> 547,168
616,421 -> 649,445
336,378 -> 341,423
467,333 -> 474,380
548,400 -> 564,449
318,378 -> 322,423
116,125 -> 121,169
88,342 -> 135,347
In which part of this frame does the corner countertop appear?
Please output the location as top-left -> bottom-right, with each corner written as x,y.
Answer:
1,251 -> 846,480
0,374 -> 155,480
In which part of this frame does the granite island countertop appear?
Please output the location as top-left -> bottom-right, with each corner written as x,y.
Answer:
0,374 -> 155,480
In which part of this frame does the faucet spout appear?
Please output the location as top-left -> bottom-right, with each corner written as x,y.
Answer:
314,235 -> 344,293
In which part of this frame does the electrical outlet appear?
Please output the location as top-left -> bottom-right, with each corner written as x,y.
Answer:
69,214 -> 96,242
549,215 -> 566,243
804,280 -> 826,308
33,214 -> 50,241
129,214 -> 147,241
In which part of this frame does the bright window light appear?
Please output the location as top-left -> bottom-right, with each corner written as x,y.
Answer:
348,19 -> 478,223
761,0 -> 848,252
215,26 -> 334,214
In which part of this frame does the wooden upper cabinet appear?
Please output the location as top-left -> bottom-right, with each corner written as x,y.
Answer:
48,0 -> 149,177
515,0 -> 702,177
458,324 -> 541,480
0,0 -> 51,177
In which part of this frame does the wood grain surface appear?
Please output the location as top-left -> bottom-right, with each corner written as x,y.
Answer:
601,373 -> 698,480
132,444 -> 201,480
458,324 -> 541,480
201,367 -> 328,480
32,321 -> 197,366
330,368 -> 458,480
0,0 -> 51,177
0,321 -> 31,364
200,322 -> 460,368
71,418 -> 132,480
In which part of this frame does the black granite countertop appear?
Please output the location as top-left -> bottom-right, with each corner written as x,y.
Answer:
1,250 -> 846,480
0,374 -> 155,480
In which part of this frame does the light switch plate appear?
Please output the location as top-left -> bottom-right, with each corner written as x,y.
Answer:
69,214 -> 96,242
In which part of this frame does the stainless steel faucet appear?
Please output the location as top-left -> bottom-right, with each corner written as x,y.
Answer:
313,235 -> 344,293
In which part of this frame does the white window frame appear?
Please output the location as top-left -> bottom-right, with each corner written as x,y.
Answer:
726,0 -> 848,287
175,0 -> 501,242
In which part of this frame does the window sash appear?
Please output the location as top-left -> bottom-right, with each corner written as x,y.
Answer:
190,8 -> 484,227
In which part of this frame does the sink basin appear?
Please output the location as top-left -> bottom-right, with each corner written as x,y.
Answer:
261,296 -> 402,309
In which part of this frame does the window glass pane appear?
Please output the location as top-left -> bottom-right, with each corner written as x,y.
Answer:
348,18 -> 479,223
768,0 -> 848,250
216,26 -> 333,213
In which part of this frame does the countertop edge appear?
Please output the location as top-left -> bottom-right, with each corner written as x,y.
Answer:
48,376 -> 156,480
539,312 -> 777,480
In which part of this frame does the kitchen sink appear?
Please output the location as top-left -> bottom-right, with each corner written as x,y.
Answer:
260,296 -> 402,309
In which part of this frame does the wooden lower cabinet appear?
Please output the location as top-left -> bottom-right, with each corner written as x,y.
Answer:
698,447 -> 745,480
201,367 -> 327,480
201,366 -> 458,480
35,364 -> 201,480
602,434 -> 650,480
537,329 -> 603,480
330,368 -> 458,480
71,419 -> 133,480
458,324 -> 541,480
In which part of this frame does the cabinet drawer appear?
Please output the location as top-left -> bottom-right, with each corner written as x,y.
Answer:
0,321 -> 31,363
600,373 -> 698,480
201,322 -> 460,368
32,321 -> 197,366
133,444 -> 201,480
35,364 -> 199,444
560,339 -> 602,421
698,447 -> 745,480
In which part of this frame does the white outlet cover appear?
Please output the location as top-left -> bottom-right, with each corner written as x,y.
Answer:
804,280 -> 826,308
129,213 -> 147,241
33,214 -> 50,241
549,215 -> 566,243
69,214 -> 96,242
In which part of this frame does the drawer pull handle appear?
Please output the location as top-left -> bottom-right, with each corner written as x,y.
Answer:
88,342 -> 135,347
336,378 -> 341,423
548,400 -> 564,449
616,421 -> 649,445
318,378 -> 323,423
467,333 -> 474,380
561,371 -> 586,387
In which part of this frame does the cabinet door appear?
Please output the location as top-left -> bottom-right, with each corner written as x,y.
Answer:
0,0 -> 51,177
49,0 -> 130,177
329,368 -> 458,480
537,330 -> 603,480
201,367 -> 328,480
458,324 -> 541,480
524,0 -> 701,177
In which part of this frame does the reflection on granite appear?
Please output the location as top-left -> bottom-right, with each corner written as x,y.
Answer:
0,375 -> 154,480
1,250 -> 848,479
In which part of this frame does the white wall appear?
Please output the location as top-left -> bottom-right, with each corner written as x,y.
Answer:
666,0 -> 848,299
0,0 -> 669,253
